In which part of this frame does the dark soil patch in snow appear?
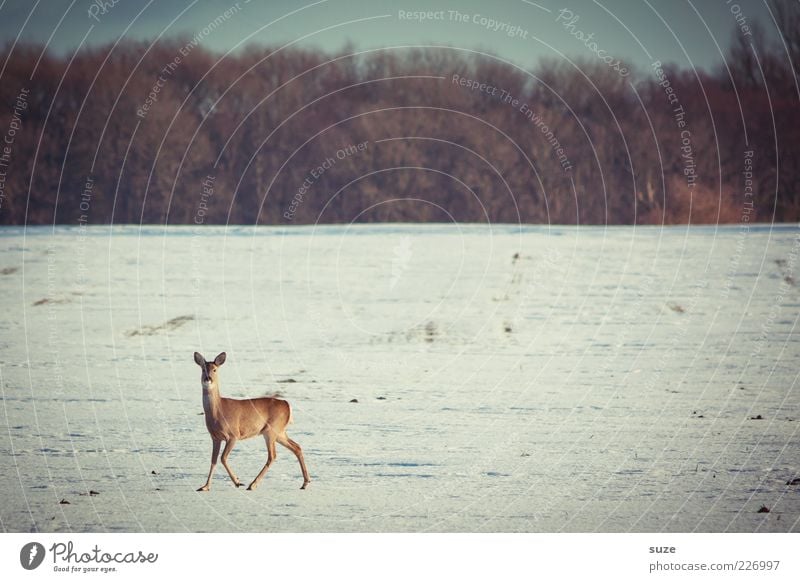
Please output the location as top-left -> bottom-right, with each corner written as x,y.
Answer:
33,297 -> 71,306
126,315 -> 194,336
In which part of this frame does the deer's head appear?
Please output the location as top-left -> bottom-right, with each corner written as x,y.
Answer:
194,352 -> 226,390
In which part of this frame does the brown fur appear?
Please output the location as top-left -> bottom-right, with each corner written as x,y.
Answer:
194,351 -> 310,491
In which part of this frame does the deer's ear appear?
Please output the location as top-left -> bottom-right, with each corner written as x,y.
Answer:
194,352 -> 206,366
214,352 -> 227,366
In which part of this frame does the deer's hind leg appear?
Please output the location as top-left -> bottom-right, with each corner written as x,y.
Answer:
247,432 -> 277,491
277,433 -> 310,490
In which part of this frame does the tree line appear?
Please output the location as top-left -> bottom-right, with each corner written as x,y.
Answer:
0,6 -> 797,226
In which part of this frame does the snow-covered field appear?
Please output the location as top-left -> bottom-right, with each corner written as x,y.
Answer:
0,223 -> 798,532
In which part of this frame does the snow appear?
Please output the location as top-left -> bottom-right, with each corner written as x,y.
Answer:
0,223 -> 798,532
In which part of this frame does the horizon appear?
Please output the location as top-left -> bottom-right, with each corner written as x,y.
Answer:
0,0 -> 787,73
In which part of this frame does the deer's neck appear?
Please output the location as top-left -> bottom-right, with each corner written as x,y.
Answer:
202,384 -> 222,419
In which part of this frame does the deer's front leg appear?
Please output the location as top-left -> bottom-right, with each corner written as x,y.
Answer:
221,438 -> 243,487
197,439 -> 221,491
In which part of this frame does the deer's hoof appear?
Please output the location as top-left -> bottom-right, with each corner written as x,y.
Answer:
197,486 -> 209,492
301,481 -> 310,490
246,483 -> 257,491
234,482 -> 243,488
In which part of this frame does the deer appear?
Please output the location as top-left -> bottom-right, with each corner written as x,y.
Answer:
193,352 -> 310,491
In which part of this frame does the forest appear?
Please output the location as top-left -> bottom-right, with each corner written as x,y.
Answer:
0,4 -> 797,226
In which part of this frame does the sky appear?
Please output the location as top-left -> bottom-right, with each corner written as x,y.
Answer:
0,0 -> 784,73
